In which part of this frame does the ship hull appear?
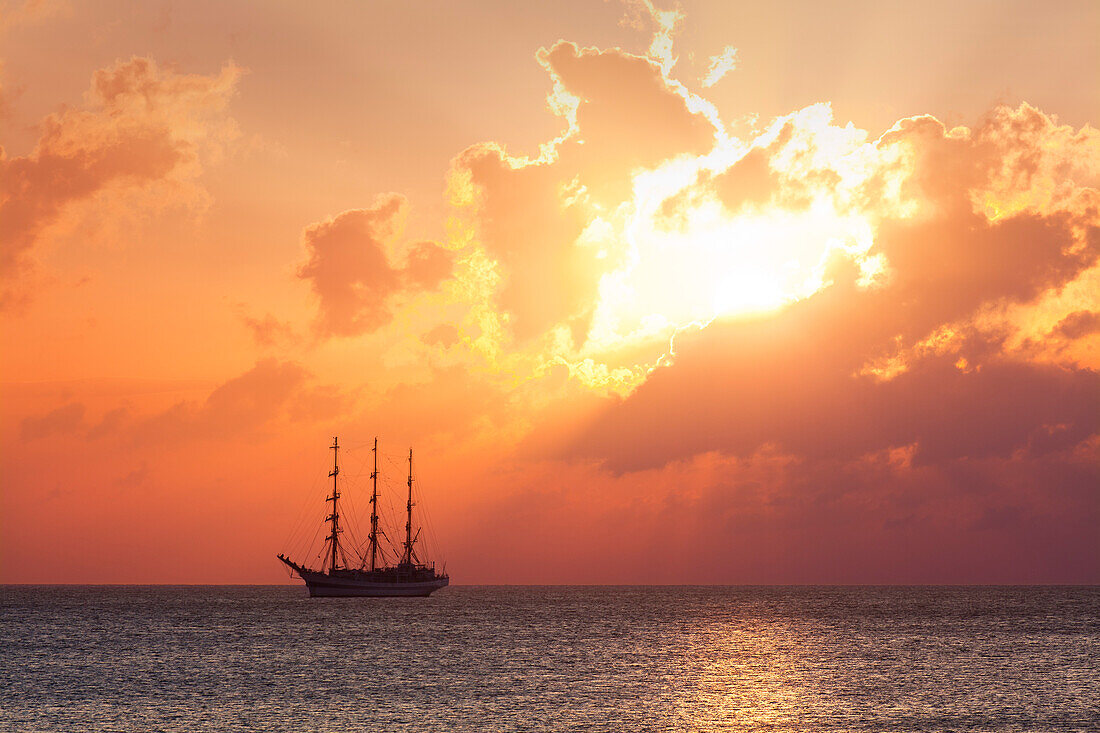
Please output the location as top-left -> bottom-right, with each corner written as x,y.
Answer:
278,555 -> 449,597
299,570 -> 449,597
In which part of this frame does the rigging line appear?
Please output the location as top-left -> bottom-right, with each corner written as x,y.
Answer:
288,502 -> 331,562
287,468 -> 331,547
346,444 -> 371,481
335,452 -> 369,550
421,479 -> 445,560
381,533 -> 401,560
289,501 -> 329,562
407,462 -> 443,566
281,466 -> 330,552
378,487 -> 403,558
380,492 -> 402,545
342,485 -> 369,549
419,502 -> 443,567
297,506 -> 326,565
418,510 -> 440,567
284,461 -> 335,547
373,537 -> 390,568
340,481 -> 363,539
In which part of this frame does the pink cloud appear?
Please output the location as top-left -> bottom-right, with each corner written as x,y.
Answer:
297,194 -> 453,337
1054,310 -> 1100,340
0,56 -> 241,305
506,104 -> 1100,581
449,42 -> 719,341
19,401 -> 84,441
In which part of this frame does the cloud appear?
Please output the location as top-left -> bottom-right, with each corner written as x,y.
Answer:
297,194 -> 454,337
541,41 -> 716,194
88,406 -> 128,440
455,437 -> 1098,583
0,0 -> 70,31
136,359 -> 310,443
1054,310 -> 1100,340
20,401 -> 84,441
656,145 -> 779,222
449,143 -> 598,340
563,248 -> 1097,465
700,46 -> 737,88
238,310 -> 295,348
426,351 -> 1077,580
0,56 -> 241,305
445,40 -> 719,343
422,323 -> 459,348
554,100 -> 1100,469
426,9 -> 1097,420
403,240 -> 454,290
13,360 -> 350,451
470,78 -> 1099,579
618,0 -> 684,76
284,15 -> 1096,580
581,101 -> 1097,383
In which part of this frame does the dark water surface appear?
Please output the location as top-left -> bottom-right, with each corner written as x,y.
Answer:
1,586 -> 1097,732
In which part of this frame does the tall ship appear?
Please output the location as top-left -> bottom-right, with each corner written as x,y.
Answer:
278,437 -> 449,597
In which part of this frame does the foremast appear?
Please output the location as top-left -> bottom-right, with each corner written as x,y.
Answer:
402,447 -> 420,566
368,437 -> 381,571
324,436 -> 345,573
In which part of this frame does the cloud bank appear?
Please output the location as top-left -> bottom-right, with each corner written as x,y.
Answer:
297,194 -> 454,337
0,56 -> 240,305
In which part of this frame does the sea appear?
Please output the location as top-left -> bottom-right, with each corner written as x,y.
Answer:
1,586 -> 1097,732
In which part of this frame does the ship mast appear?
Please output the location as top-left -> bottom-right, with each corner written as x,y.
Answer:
369,437 -> 379,572
403,447 -> 416,566
325,436 -> 342,573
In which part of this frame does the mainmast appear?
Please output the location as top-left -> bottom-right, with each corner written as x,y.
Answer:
403,447 -> 417,566
369,437 -> 380,572
325,436 -> 342,573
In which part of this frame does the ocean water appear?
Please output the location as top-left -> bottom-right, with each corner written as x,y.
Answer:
1,586 -> 1097,732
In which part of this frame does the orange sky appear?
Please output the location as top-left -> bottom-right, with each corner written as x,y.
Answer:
2,0 -> 1098,583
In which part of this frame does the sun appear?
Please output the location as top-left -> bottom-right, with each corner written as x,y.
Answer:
580,168 -> 878,360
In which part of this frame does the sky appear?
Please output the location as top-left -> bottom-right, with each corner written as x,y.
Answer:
1,0 -> 1098,584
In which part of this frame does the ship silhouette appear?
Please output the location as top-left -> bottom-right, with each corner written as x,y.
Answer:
278,437 -> 449,597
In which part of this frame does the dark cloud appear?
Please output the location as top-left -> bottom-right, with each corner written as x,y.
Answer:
877,212 -> 1096,340
88,406 -> 129,440
540,104 -> 1100,580
17,361 -> 350,449
137,359 -> 309,443
298,195 -> 453,337
541,41 -> 716,199
453,143 -> 597,340
1054,310 -> 1100,340
0,56 -> 240,306
567,262 -> 1100,472
455,432 -> 1099,583
0,120 -> 180,285
450,42 -> 719,341
422,323 -> 459,348
20,401 -> 85,441
709,146 -> 780,211
239,311 -> 295,347
402,240 -> 454,290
